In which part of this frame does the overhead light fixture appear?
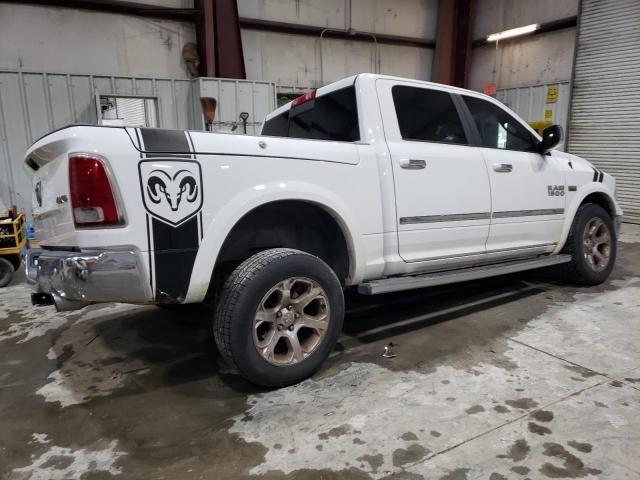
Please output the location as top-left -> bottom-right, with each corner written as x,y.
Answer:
487,23 -> 539,42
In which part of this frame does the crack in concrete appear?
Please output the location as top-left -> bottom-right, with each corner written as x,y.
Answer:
404,379 -> 609,471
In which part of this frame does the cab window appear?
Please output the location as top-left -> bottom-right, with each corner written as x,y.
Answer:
392,85 -> 467,145
463,96 -> 537,152
262,86 -> 359,142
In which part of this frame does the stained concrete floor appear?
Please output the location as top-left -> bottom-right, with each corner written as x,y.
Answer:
1,225 -> 640,480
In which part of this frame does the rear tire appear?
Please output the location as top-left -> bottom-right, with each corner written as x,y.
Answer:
560,203 -> 616,285
213,248 -> 344,387
0,257 -> 14,288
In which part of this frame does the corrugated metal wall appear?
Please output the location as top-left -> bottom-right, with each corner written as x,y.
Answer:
193,78 -> 277,135
0,71 -> 276,212
496,81 -> 571,150
568,0 -> 640,224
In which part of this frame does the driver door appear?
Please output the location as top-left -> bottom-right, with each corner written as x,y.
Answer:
460,95 -> 566,253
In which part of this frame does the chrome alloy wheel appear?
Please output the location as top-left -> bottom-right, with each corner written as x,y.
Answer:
583,217 -> 611,272
253,277 -> 330,366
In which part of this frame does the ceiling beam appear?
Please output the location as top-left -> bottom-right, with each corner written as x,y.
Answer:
239,18 -> 436,49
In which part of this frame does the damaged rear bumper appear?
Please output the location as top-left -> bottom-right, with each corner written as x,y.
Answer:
25,248 -> 152,311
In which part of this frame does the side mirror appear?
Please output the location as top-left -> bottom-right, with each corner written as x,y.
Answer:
538,124 -> 563,154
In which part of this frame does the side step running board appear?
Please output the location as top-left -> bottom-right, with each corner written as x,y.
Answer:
358,255 -> 572,295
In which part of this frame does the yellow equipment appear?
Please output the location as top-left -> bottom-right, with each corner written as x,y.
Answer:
0,213 -> 27,287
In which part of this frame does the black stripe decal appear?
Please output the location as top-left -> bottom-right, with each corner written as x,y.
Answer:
598,171 -> 604,183
151,216 -> 199,302
139,129 -> 201,303
140,128 -> 191,156
592,168 -> 599,182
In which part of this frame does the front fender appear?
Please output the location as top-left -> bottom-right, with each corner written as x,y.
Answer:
184,180 -> 365,303
553,183 -> 622,254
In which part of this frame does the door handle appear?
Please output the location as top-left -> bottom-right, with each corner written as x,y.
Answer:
493,163 -> 513,173
400,159 -> 426,170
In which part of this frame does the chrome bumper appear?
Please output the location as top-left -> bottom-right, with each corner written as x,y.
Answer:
25,248 -> 152,311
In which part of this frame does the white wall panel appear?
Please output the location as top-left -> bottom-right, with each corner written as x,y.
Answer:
473,0 -> 578,39
239,0 -> 346,29
350,0 -> 438,39
238,0 -> 438,39
469,28 -> 576,91
242,30 -> 432,87
0,3 -> 195,78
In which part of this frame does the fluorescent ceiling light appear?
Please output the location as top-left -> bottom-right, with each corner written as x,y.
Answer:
487,23 -> 539,42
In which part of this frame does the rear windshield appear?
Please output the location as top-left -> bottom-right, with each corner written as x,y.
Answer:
262,86 -> 359,142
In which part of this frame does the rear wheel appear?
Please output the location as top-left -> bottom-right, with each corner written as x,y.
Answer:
561,203 -> 616,285
0,257 -> 14,288
213,248 -> 344,387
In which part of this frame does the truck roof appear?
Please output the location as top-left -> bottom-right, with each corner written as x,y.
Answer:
265,73 -> 494,121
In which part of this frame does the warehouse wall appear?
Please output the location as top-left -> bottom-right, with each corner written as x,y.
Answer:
0,71 -> 275,211
238,0 -> 438,87
469,0 -> 578,91
0,2 -> 196,78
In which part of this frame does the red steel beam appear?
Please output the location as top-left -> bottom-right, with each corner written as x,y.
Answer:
196,0 -> 216,77
432,0 -> 474,88
214,0 -> 246,79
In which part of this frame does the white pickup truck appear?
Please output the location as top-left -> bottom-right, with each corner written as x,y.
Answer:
24,74 -> 621,386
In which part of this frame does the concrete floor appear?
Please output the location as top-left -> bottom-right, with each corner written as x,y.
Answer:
1,225 -> 640,480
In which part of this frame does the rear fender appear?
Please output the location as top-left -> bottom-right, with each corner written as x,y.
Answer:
184,181 -> 363,303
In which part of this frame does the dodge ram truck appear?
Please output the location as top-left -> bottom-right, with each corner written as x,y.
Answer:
24,74 -> 621,387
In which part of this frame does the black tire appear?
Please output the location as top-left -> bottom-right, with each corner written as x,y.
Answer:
5,254 -> 21,272
560,203 -> 617,285
0,257 -> 14,288
213,248 -> 344,387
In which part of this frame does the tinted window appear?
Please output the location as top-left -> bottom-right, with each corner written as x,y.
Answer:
262,86 -> 359,142
261,111 -> 288,136
463,96 -> 536,152
392,85 -> 467,145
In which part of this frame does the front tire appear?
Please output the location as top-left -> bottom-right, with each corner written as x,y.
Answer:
213,248 -> 344,387
0,257 -> 14,288
561,203 -> 617,285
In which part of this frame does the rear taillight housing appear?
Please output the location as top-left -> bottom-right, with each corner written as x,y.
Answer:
291,90 -> 316,108
69,154 -> 123,227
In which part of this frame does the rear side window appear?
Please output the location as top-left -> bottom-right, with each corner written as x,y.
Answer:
392,85 -> 467,145
463,96 -> 537,152
262,86 -> 359,142
261,111 -> 289,137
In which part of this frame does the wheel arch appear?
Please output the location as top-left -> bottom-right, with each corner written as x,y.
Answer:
554,185 -> 621,254
184,187 -> 362,303
214,199 -> 354,283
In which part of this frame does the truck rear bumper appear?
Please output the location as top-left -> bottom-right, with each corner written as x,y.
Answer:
26,248 -> 152,311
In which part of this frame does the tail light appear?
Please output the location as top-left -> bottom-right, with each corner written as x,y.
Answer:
291,90 -> 316,108
69,154 -> 123,227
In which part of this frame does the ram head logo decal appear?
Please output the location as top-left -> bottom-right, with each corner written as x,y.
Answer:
147,169 -> 198,212
139,160 -> 203,226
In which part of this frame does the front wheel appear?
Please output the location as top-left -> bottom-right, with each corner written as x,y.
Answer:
213,248 -> 344,387
0,257 -> 14,288
561,203 -> 617,285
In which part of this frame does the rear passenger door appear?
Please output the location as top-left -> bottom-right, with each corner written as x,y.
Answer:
376,80 -> 492,263
460,95 -> 566,253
